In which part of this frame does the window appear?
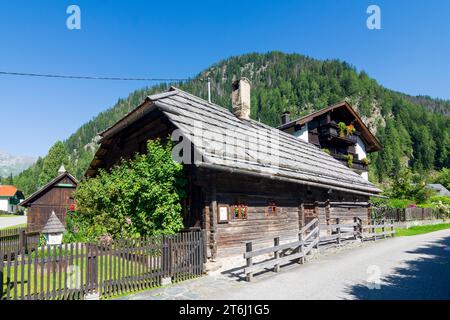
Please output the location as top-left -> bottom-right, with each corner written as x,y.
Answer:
267,201 -> 278,215
231,196 -> 248,220
232,205 -> 248,220
218,205 -> 229,223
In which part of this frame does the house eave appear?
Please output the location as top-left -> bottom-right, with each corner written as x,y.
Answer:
197,162 -> 383,198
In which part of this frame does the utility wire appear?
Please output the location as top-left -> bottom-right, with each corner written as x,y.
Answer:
0,70 -> 190,82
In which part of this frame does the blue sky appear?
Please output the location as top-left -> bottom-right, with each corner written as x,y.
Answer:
0,0 -> 449,157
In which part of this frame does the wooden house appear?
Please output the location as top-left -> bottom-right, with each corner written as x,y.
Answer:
21,166 -> 77,233
278,102 -> 382,180
86,78 -> 382,258
0,185 -> 24,213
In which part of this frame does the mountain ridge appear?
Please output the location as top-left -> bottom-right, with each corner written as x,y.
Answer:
9,52 -> 449,195
0,151 -> 36,178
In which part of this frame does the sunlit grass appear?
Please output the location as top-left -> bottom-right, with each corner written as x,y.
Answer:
395,222 -> 450,236
1,246 -> 162,300
0,223 -> 27,230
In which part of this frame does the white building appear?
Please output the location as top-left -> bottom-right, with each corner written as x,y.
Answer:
278,102 -> 382,181
0,185 -> 25,213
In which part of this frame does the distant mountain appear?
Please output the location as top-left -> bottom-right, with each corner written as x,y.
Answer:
0,151 -> 36,177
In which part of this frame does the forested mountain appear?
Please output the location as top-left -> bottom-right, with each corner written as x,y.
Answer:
10,52 -> 449,195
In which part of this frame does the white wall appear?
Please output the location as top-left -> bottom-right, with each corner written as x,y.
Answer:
294,123 -> 309,143
361,171 -> 369,181
355,136 -> 367,160
0,199 -> 9,212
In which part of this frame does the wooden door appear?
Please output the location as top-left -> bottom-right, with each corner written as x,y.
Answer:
302,202 -> 318,228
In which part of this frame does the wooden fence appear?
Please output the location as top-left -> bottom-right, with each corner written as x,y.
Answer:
0,228 -> 40,257
243,218 -> 394,281
372,207 -> 438,222
244,218 -> 320,281
0,230 -> 205,300
361,219 -> 395,240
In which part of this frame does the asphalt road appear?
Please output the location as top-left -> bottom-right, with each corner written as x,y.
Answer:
0,215 -> 27,229
208,228 -> 450,300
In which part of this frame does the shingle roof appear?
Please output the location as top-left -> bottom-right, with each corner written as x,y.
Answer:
0,185 -> 18,197
41,211 -> 66,234
20,171 -> 78,207
95,87 -> 382,196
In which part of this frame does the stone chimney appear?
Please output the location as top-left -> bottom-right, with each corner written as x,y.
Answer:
232,77 -> 251,120
281,111 -> 290,125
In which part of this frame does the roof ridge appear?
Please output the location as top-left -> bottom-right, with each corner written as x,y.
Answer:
20,172 -> 78,207
168,86 -> 228,110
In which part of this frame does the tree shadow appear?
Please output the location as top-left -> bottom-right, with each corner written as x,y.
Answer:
345,235 -> 450,300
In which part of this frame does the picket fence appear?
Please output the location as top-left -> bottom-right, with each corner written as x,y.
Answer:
0,229 -> 205,300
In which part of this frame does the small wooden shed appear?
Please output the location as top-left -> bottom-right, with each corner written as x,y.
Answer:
21,166 -> 78,233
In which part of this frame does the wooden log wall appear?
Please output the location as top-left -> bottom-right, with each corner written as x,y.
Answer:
198,170 -> 371,258
26,176 -> 76,233
99,109 -> 175,172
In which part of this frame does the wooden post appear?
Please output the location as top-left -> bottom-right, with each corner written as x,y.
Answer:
299,232 -> 305,264
371,219 -> 376,241
315,220 -> 319,249
210,184 -> 218,261
391,219 -> 395,237
325,200 -> 331,236
298,203 -> 305,231
336,217 -> 341,245
273,237 -> 280,272
201,229 -> 207,265
19,229 -> 25,251
245,242 -> 253,282
382,219 -> 386,239
353,217 -> 358,240
0,250 -> 3,300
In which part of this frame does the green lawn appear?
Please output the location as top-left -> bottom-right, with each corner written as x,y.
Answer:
1,246 -> 163,300
395,222 -> 450,236
0,223 -> 27,230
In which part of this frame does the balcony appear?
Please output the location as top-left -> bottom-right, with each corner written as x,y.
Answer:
331,153 -> 368,171
319,123 -> 358,145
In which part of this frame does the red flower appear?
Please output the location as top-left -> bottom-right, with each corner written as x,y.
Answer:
69,204 -> 75,211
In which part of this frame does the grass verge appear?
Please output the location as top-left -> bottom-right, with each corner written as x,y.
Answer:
0,223 -> 27,230
395,222 -> 450,236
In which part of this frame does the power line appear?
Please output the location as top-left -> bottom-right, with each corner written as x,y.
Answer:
0,71 -> 190,82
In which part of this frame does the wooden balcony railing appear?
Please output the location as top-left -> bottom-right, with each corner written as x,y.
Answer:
319,123 -> 358,144
332,153 -> 368,171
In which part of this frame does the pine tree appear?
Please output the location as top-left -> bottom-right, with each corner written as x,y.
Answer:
38,141 -> 72,187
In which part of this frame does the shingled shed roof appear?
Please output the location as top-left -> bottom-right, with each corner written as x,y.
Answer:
20,170 -> 78,207
90,87 -> 382,197
41,211 -> 66,234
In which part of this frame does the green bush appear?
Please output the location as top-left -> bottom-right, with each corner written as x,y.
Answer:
67,139 -> 186,242
434,168 -> 450,190
430,195 -> 450,206
338,122 -> 347,137
371,197 -> 415,209
345,154 -> 353,168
